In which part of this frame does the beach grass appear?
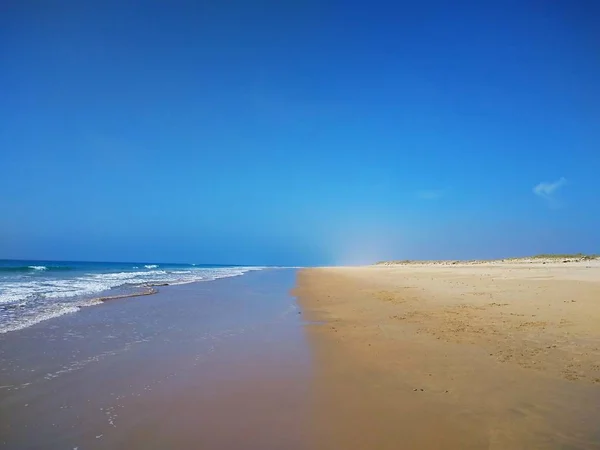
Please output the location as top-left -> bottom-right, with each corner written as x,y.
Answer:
375,253 -> 599,265
531,253 -> 599,260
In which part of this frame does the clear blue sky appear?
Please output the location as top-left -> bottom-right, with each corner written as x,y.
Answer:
1,1 -> 599,265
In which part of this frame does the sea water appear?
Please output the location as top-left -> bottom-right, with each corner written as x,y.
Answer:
0,260 -> 262,333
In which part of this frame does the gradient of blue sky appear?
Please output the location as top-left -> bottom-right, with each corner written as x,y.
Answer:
1,1 -> 599,265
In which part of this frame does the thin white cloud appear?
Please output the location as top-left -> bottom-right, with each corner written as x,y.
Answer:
417,189 -> 444,200
533,177 -> 567,206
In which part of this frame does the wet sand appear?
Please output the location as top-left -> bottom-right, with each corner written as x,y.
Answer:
0,269 -> 310,449
296,262 -> 600,449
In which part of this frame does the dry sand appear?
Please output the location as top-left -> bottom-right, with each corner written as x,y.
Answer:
295,260 -> 600,449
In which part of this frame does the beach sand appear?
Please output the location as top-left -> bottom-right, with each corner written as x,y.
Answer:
296,260 -> 600,449
3,262 -> 600,449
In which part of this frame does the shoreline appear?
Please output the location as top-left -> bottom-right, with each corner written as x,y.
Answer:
97,286 -> 158,302
0,267 -> 268,335
296,262 -> 600,449
4,261 -> 600,448
1,269 -> 311,449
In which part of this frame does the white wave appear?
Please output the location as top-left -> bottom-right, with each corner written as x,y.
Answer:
0,266 -> 267,332
144,264 -> 158,269
92,270 -> 167,280
0,268 -> 262,305
28,266 -> 47,271
0,298 -> 101,334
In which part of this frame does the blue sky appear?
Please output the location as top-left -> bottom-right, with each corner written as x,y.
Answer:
1,1 -> 599,265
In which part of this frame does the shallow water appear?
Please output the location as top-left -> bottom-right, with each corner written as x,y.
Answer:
0,269 -> 312,449
0,259 -> 263,333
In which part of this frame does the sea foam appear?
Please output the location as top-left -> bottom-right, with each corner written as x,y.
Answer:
0,266 -> 264,333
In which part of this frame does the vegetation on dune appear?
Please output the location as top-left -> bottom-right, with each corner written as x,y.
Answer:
375,254 -> 599,265
531,253 -> 599,260
375,259 -> 414,265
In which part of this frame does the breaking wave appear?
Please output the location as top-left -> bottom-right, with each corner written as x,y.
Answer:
0,266 -> 264,333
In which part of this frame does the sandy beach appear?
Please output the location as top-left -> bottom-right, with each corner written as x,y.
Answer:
3,261 -> 600,449
296,259 -> 600,449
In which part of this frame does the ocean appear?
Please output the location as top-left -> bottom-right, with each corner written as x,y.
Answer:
0,260 -> 263,334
